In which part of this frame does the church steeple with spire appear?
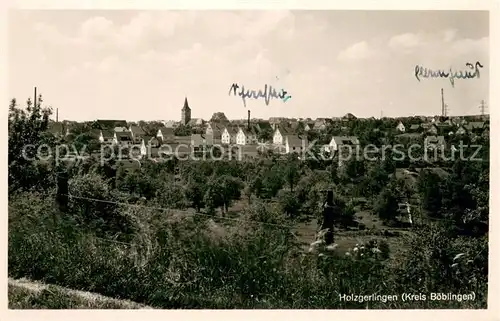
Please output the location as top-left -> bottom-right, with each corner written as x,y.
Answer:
181,97 -> 191,126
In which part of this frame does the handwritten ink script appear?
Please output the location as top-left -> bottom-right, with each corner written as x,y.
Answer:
415,61 -> 484,87
228,83 -> 292,107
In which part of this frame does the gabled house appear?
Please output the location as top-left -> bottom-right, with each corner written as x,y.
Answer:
304,123 -> 314,132
273,126 -> 293,145
236,127 -> 257,146
157,127 -> 175,142
327,136 -> 360,152
396,121 -> 406,132
221,126 -> 238,145
99,130 -> 115,144
129,125 -> 146,143
114,131 -> 133,146
285,135 -> 306,154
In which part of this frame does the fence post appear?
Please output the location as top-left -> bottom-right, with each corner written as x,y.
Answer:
320,190 -> 336,245
56,170 -> 69,214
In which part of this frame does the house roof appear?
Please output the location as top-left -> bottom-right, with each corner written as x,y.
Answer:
174,136 -> 191,145
188,118 -> 203,126
466,122 -> 485,130
163,120 -> 177,128
208,122 -> 225,131
223,126 -> 239,135
254,121 -> 272,132
409,124 -> 421,130
114,126 -> 129,133
115,131 -> 133,140
100,130 -> 115,139
95,119 -> 128,129
239,127 -> 256,136
129,125 -> 146,135
286,135 -> 304,148
275,125 -> 294,135
157,127 -> 175,136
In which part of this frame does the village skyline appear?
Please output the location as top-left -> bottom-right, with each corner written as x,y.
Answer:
9,10 -> 489,121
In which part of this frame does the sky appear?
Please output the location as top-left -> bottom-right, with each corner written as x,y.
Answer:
8,10 -> 489,122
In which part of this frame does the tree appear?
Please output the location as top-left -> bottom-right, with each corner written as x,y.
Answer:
277,190 -> 300,218
374,185 -> 399,223
204,175 -> 243,215
174,125 -> 192,136
417,170 -> 443,218
284,155 -> 300,192
68,173 -> 133,238
184,178 -> 206,212
8,96 -> 53,193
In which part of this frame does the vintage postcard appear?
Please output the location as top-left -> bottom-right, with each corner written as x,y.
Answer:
3,1 -> 498,320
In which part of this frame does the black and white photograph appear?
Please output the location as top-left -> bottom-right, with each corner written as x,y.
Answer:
6,5 -> 495,312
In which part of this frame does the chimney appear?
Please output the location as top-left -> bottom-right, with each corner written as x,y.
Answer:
34,87 -> 37,108
56,108 -> 59,122
247,110 -> 250,129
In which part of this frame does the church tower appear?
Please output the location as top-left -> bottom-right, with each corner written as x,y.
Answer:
181,97 -> 191,126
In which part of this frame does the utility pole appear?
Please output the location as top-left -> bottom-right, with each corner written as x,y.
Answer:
56,108 -> 59,122
34,87 -> 37,108
479,100 -> 487,116
441,88 -> 445,117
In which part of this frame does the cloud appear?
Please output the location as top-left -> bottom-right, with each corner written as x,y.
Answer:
388,32 -> 424,52
451,36 -> 489,56
442,28 -> 458,42
337,41 -> 377,61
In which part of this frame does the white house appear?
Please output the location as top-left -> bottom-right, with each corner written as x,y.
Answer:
327,136 -> 360,153
396,121 -> 406,132
285,135 -> 306,154
273,126 -> 291,145
236,128 -> 257,145
221,127 -> 238,145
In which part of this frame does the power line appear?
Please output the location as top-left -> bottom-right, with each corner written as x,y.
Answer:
61,194 -> 296,230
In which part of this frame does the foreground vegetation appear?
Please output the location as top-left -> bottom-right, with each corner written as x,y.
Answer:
8,278 -> 150,309
8,96 -> 489,308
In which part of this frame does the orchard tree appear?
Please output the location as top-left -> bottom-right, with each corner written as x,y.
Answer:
204,175 -> 243,215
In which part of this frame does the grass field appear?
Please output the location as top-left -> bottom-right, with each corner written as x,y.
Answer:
8,278 -> 151,309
